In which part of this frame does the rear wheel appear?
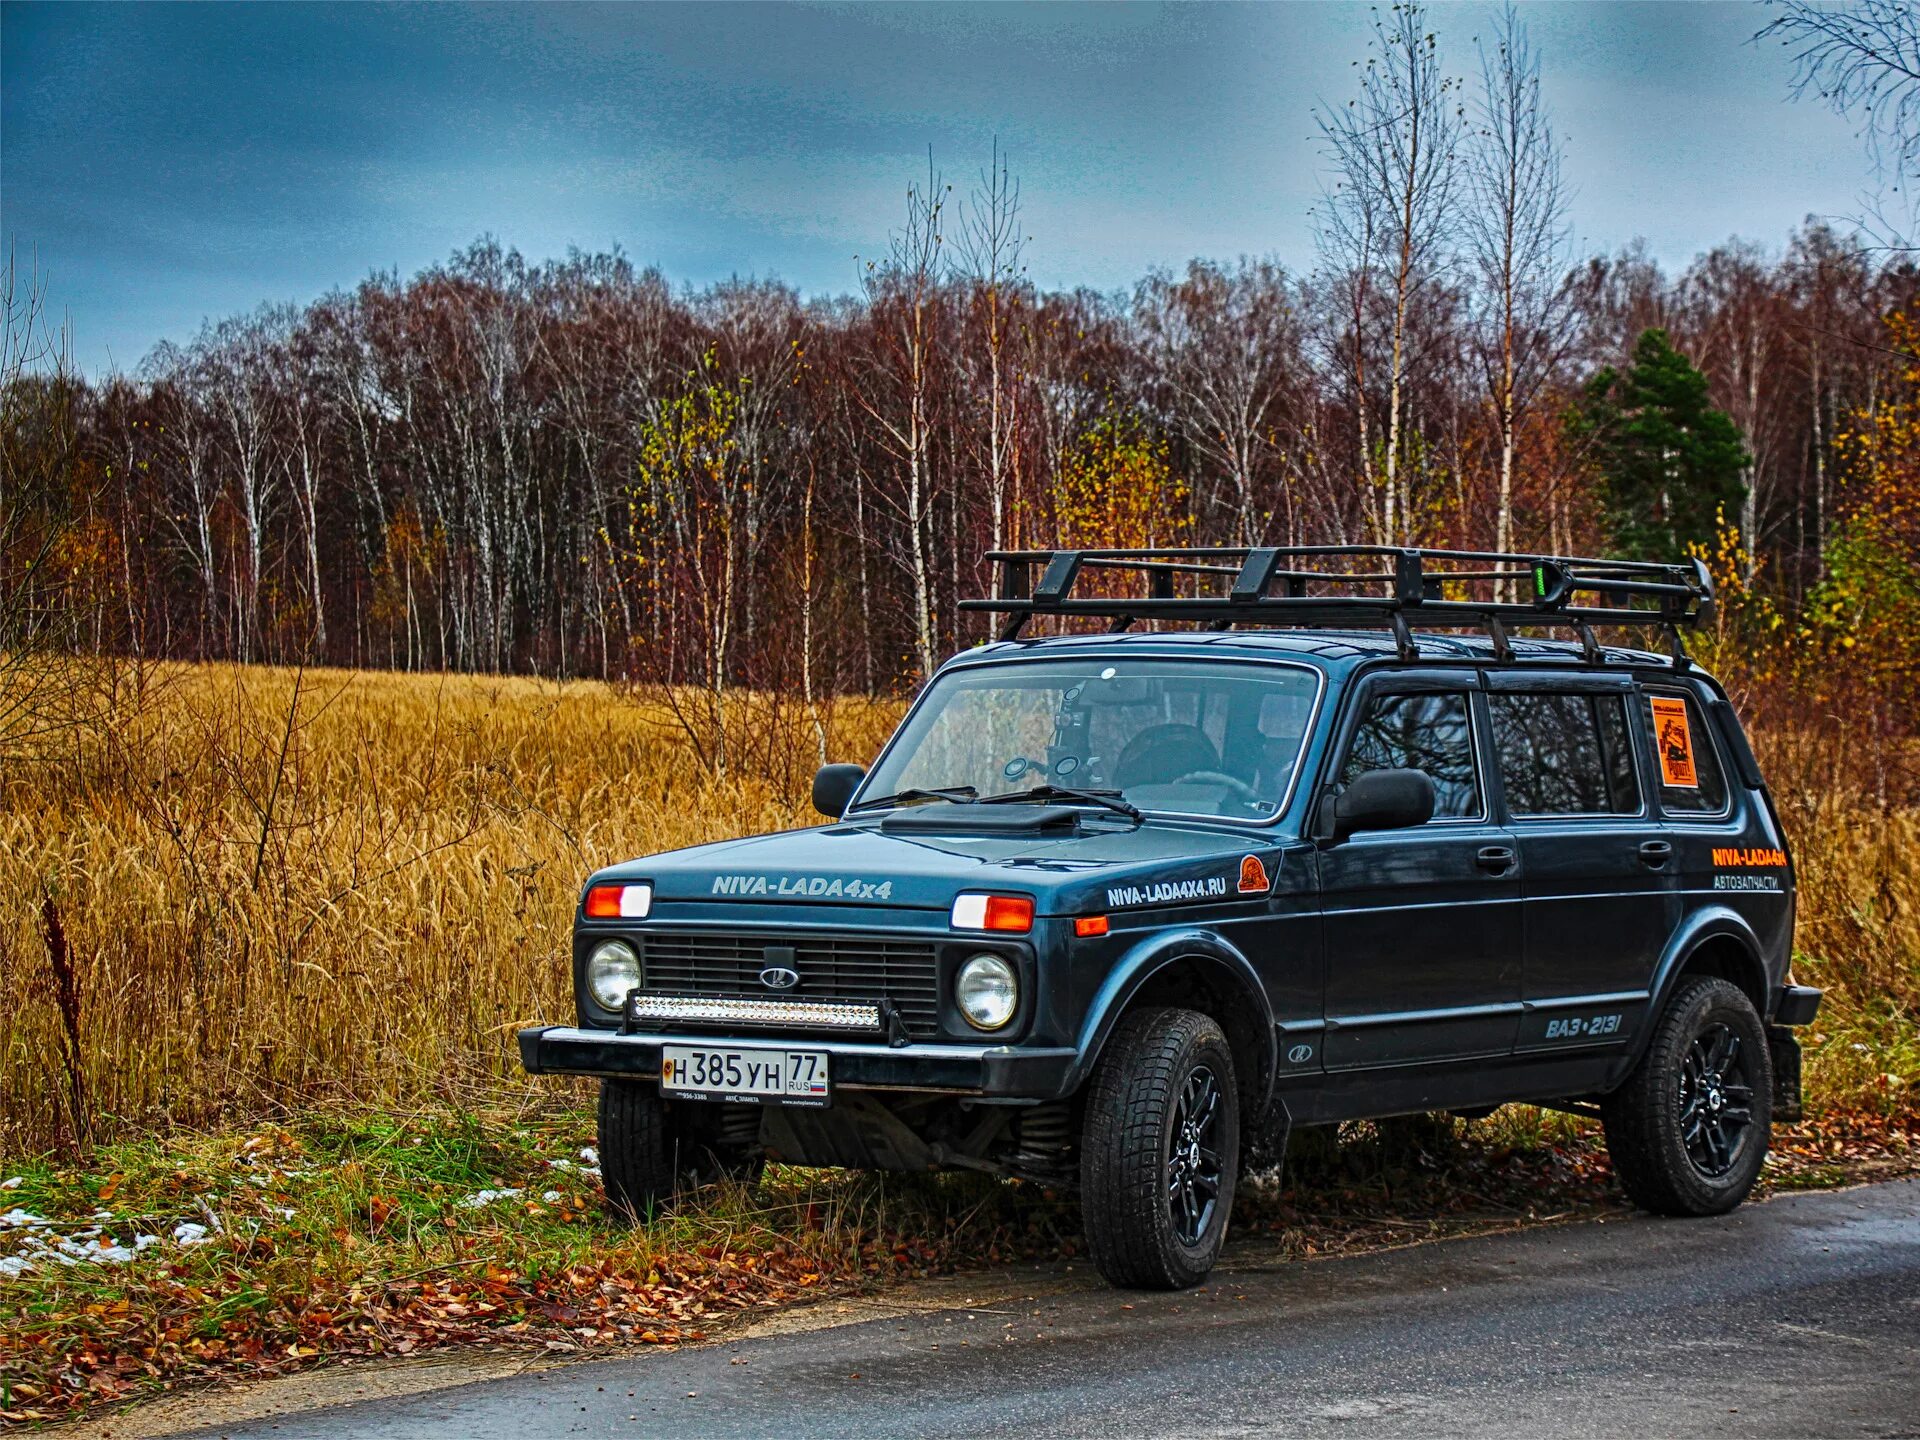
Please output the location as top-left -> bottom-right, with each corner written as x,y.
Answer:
598,1080 -> 765,1221
1080,1007 -> 1240,1289
1601,976 -> 1772,1216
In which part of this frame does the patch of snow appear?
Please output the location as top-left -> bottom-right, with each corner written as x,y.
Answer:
134,1233 -> 162,1251
541,1190 -> 563,1203
172,1222 -> 211,1246
0,1208 -> 48,1229
579,1147 -> 599,1166
455,1188 -> 522,1209
0,1177 -> 21,1190
0,1255 -> 33,1277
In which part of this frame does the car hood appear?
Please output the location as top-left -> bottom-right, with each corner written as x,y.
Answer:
593,816 -> 1297,916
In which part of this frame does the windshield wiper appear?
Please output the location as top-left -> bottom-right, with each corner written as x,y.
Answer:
850,784 -> 979,812
977,784 -> 1144,823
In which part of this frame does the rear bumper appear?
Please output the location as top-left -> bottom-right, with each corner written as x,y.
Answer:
1774,984 -> 1823,1027
517,1025 -> 1078,1099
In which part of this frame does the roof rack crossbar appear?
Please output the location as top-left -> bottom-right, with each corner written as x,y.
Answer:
967,545 -> 1715,668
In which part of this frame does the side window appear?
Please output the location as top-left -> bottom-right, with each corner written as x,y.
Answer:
1339,691 -> 1481,819
1642,691 -> 1728,815
1489,692 -> 1640,816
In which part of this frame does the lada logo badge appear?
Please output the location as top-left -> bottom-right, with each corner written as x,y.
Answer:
759,966 -> 800,991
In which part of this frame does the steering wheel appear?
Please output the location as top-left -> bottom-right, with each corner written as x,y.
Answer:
1172,770 -> 1261,803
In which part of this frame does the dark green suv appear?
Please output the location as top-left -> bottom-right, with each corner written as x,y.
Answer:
521,546 -> 1821,1288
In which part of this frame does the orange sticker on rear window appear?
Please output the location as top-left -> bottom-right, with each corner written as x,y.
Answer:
1650,696 -> 1698,788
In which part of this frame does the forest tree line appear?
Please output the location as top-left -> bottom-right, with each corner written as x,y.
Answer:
4,8 -> 1918,721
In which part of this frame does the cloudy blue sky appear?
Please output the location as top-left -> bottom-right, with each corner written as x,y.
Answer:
0,1 -> 1868,376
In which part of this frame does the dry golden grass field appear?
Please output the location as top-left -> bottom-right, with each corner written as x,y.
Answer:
1,660 -> 1913,1162
0,662 -> 900,1159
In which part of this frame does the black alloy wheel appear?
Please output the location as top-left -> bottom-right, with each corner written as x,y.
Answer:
1167,1064 -> 1226,1246
1677,1022 -> 1757,1179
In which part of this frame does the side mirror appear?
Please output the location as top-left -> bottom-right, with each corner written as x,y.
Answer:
1322,767 -> 1435,842
812,763 -> 867,820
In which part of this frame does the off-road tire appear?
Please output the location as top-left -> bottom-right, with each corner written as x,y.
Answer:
1602,976 -> 1773,1217
1080,1007 -> 1240,1289
598,1081 -> 765,1221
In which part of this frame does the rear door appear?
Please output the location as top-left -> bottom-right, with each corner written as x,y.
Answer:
1317,672 -> 1524,1070
1483,672 -> 1674,1057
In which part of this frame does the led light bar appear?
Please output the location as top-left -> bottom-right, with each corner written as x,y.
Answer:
628,994 -> 882,1031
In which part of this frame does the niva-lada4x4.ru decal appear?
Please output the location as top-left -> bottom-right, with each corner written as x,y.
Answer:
1105,855 -> 1270,910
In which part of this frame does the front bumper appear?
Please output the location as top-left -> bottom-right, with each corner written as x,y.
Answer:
518,1025 -> 1078,1099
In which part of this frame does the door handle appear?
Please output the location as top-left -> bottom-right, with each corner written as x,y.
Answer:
1638,840 -> 1673,869
1476,845 -> 1516,873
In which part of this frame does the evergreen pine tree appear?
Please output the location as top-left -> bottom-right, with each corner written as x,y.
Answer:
1572,328 -> 1749,561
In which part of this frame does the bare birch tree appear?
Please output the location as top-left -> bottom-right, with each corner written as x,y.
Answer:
853,154 -> 950,679
1465,3 -> 1572,575
956,140 -> 1028,557
1317,2 -> 1464,542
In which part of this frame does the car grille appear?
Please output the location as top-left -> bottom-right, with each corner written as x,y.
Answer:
635,931 -> 941,1038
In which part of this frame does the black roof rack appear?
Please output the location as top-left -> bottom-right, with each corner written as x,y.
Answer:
959,545 -> 1715,669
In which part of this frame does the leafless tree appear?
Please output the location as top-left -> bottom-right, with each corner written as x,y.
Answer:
0,243 -> 82,753
852,153 -> 951,679
1465,3 -> 1574,578
955,140 -> 1029,557
1761,0 -> 1920,249
1317,2 -> 1465,542
1135,259 -> 1303,545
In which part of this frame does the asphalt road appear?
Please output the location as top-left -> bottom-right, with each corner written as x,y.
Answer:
194,1179 -> 1920,1439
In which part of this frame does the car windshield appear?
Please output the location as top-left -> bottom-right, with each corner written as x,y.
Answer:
858,658 -> 1320,821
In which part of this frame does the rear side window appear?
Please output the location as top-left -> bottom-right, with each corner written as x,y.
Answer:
1489,693 -> 1640,816
1643,691 -> 1729,815
1340,691 -> 1481,819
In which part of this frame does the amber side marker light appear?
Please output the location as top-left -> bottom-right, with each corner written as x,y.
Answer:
951,893 -> 1035,934
1073,914 -> 1110,938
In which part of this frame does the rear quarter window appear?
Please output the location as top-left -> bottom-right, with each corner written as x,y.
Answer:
1642,690 -> 1729,816
1489,692 -> 1640,816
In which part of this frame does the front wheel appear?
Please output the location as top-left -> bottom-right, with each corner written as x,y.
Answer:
1601,976 -> 1773,1216
598,1080 -> 766,1222
1080,1007 -> 1241,1289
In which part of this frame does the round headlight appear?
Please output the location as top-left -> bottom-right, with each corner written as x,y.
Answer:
586,939 -> 641,1012
956,953 -> 1018,1031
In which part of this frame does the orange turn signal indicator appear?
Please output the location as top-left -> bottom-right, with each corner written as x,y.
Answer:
1073,914 -> 1110,938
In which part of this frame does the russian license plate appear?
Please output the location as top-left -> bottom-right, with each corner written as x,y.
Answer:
660,1044 -> 831,1107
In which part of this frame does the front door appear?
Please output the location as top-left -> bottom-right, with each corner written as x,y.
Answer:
1317,676 -> 1523,1071
1483,674 -> 1676,1058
